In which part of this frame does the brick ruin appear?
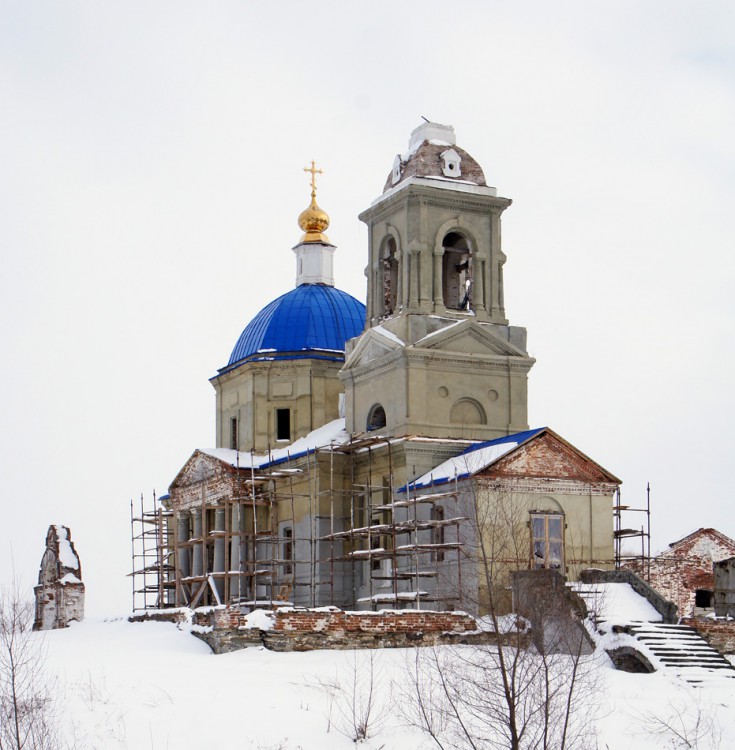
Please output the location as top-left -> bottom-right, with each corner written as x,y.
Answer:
624,528 -> 735,619
33,525 -> 85,630
130,605 -> 508,654
682,616 -> 735,656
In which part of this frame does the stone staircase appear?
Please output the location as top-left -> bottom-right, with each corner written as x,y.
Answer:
625,622 -> 735,686
573,580 -> 735,687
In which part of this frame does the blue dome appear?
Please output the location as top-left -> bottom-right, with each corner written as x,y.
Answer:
227,284 -> 366,367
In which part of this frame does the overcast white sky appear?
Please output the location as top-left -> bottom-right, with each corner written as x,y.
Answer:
1,1 -> 733,615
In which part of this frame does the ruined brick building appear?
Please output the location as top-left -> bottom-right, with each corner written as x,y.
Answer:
133,123 -> 621,615
625,528 -> 735,618
34,525 -> 85,630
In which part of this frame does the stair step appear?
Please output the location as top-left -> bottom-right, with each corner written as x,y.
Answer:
660,659 -> 731,665
651,647 -> 720,652
598,618 -> 735,686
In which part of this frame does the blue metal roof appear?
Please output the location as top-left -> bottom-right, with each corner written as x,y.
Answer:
456,427 -> 546,457
226,284 -> 365,368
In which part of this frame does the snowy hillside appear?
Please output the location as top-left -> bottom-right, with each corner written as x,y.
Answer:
41,611 -> 735,750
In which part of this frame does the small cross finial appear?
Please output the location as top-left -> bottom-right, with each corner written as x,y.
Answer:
304,160 -> 323,198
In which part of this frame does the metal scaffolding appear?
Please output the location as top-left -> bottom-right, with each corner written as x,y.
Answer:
130,438 -> 467,613
130,493 -> 175,611
613,482 -> 651,578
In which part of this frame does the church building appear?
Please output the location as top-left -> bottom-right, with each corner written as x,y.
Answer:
154,123 -> 620,615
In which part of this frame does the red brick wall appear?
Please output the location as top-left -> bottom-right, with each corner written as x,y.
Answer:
193,606 -> 475,634
625,530 -> 735,618
682,617 -> 735,655
489,432 -> 612,484
625,558 -> 711,619
272,609 -> 476,635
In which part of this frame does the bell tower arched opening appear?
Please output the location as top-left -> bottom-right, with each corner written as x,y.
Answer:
381,236 -> 398,317
442,231 -> 472,310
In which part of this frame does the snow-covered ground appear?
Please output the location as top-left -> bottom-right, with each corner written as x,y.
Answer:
41,608 -> 735,750
572,581 -> 663,623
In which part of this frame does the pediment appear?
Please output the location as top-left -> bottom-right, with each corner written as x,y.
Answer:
343,328 -> 404,370
170,450 -> 231,491
483,430 -> 621,484
417,320 -> 527,358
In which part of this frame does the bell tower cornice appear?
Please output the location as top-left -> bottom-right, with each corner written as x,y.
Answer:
359,181 -> 512,224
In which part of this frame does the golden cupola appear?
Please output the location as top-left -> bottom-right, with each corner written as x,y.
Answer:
293,161 -> 336,287
298,160 -> 331,244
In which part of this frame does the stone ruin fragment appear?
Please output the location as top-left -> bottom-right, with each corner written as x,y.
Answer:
33,525 -> 85,630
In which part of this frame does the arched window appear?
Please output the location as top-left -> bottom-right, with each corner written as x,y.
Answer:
449,398 -> 486,426
442,232 -> 472,310
367,404 -> 386,431
382,237 -> 398,316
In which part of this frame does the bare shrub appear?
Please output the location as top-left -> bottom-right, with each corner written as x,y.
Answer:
638,692 -> 722,749
314,650 -> 387,742
0,581 -> 59,750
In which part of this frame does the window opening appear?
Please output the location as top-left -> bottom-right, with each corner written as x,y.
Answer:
371,515 -> 382,571
433,506 -> 445,562
531,513 -> 564,570
370,507 -> 392,572
282,527 -> 293,575
366,404 -> 386,431
695,589 -> 713,608
276,408 -> 291,441
229,417 -> 238,450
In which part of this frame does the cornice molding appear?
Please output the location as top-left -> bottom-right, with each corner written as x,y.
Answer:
360,182 -> 511,225
475,477 -> 619,497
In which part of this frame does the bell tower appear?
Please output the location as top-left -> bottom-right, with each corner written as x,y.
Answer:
341,123 -> 535,440
361,122 -> 510,326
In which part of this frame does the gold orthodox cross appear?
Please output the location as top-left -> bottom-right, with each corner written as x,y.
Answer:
304,160 -> 323,197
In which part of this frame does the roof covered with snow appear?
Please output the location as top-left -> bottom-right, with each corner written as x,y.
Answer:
199,418 -> 350,471
222,284 -> 365,371
401,427 -> 545,492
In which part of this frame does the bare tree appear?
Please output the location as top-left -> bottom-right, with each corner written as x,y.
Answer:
0,581 -> 58,750
399,480 -> 599,750
314,649 -> 387,742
